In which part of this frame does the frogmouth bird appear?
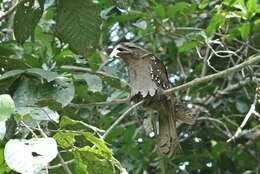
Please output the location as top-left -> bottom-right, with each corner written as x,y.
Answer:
116,42 -> 194,157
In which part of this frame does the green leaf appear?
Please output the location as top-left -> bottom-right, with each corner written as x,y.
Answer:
178,41 -> 197,52
0,149 -> 11,174
206,14 -> 225,35
55,0 -> 101,56
0,44 -> 16,57
14,0 -> 44,44
60,116 -> 105,133
256,6 -> 260,13
48,77 -> 75,107
238,22 -> 250,41
73,151 -> 89,174
155,5 -> 165,19
0,94 -> 15,121
167,2 -> 190,17
0,70 -> 24,81
223,0 -> 237,6
81,132 -> 112,155
89,51 -> 102,71
76,147 -> 120,174
54,132 -> 75,148
54,130 -> 112,155
246,0 -> 257,16
16,106 -> 60,122
13,77 -> 74,108
74,73 -> 103,93
26,68 -> 59,82
199,0 -> 209,9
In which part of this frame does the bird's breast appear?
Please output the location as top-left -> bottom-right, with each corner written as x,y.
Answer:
127,59 -> 158,98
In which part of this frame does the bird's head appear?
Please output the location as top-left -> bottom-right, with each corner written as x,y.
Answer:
116,42 -> 150,62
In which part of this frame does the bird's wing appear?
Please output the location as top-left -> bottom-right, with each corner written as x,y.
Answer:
145,55 -> 171,90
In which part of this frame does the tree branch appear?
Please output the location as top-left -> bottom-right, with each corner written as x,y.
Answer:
164,55 -> 260,94
227,90 -> 259,142
101,100 -> 144,139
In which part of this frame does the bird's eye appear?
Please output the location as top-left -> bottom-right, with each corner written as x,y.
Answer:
117,47 -> 125,51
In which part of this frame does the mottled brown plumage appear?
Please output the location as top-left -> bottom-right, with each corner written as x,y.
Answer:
116,42 -> 194,157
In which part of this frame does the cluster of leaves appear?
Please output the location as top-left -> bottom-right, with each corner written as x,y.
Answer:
0,0 -> 259,173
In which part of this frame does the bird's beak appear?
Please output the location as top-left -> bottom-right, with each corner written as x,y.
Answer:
116,44 -> 132,57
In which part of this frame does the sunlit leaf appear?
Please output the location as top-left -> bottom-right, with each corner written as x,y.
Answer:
246,0 -> 257,16
0,94 -> 15,122
60,116 -> 105,133
4,138 -> 58,174
155,5 -> 165,19
0,121 -> 6,140
178,41 -> 197,52
238,22 -> 250,41
54,132 -> 75,149
206,14 -> 225,35
89,51 -> 102,71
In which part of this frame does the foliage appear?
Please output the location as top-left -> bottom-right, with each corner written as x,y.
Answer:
0,0 -> 259,173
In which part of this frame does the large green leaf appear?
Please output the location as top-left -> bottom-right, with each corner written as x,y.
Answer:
0,70 -> 24,81
246,0 -> 257,17
55,0 -> 102,56
26,68 -> 59,82
14,0 -> 44,44
13,77 -> 74,108
0,94 -> 15,121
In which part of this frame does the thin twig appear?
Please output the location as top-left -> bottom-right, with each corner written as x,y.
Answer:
101,100 -> 144,139
200,46 -> 210,76
20,121 -> 38,138
176,53 -> 186,78
227,91 -> 259,142
69,98 -> 130,107
58,153 -> 73,174
48,160 -> 74,169
198,117 -> 232,137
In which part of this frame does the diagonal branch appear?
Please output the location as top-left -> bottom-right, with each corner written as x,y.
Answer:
227,90 -> 259,142
101,100 -> 144,139
164,55 -> 260,94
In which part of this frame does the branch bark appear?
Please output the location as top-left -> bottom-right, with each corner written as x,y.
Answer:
101,100 -> 144,139
164,55 -> 260,94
